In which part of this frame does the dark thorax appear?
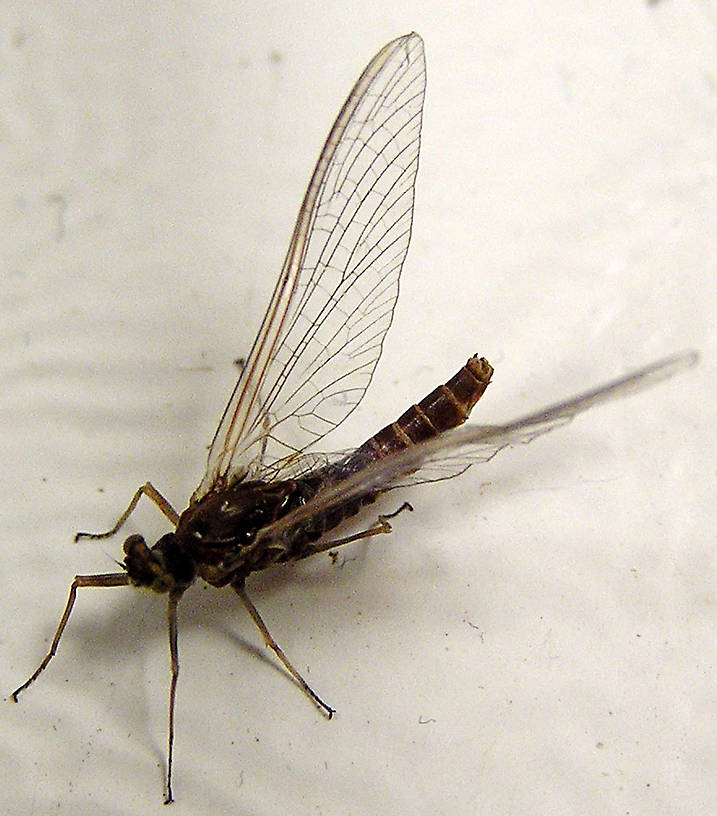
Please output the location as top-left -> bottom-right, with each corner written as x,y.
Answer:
175,479 -> 321,584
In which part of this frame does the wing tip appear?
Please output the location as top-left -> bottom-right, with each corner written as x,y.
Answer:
641,348 -> 700,381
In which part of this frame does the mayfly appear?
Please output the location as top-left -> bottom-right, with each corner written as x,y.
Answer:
11,32 -> 698,802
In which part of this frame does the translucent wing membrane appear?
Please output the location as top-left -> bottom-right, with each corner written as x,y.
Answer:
251,351 -> 698,548
195,33 -> 426,500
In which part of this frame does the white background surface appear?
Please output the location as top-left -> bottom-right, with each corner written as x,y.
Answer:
1,3 -> 714,815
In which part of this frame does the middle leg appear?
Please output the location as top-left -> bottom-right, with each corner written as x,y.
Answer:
232,581 -> 335,718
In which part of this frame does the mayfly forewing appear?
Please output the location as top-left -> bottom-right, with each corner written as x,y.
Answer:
193,33 -> 426,501
251,350 -> 699,549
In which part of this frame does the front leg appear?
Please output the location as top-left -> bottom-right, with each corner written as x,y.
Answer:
12,572 -> 131,701
75,482 -> 179,541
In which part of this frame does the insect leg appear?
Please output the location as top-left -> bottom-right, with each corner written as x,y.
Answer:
75,482 -> 180,541
11,572 -> 130,701
164,590 -> 183,805
232,581 -> 335,719
307,502 -> 414,556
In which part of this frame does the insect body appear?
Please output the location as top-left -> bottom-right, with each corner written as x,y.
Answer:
167,354 -> 494,585
11,32 -> 697,803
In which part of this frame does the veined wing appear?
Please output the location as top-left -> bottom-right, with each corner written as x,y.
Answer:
250,351 -> 699,548
194,33 -> 426,500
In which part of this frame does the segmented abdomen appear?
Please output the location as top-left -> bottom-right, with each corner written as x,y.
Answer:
348,355 -> 493,465
260,356 -> 493,570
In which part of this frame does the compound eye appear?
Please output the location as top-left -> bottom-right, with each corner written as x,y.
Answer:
123,534 -> 149,558
123,535 -> 159,587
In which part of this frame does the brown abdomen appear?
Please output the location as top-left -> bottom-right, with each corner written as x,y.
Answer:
349,355 -> 493,464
